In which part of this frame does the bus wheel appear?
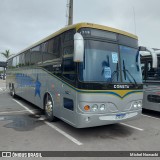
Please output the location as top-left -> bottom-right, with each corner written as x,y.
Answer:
44,94 -> 57,122
10,85 -> 17,98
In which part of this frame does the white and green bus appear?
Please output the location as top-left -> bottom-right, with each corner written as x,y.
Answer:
6,23 -> 143,128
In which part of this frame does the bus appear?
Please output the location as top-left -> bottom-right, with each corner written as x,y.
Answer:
140,47 -> 160,112
6,23 -> 143,128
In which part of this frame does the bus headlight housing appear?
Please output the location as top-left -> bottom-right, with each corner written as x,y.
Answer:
133,102 -> 138,109
92,104 -> 98,112
132,101 -> 142,109
137,101 -> 142,108
100,104 -> 105,111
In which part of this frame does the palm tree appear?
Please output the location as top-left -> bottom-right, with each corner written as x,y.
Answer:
0,50 -> 12,59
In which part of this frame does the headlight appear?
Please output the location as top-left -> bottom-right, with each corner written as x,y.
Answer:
92,104 -> 98,112
137,101 -> 142,108
133,102 -> 138,109
100,104 -> 105,111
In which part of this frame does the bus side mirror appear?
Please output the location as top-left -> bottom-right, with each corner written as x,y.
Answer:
74,33 -> 84,62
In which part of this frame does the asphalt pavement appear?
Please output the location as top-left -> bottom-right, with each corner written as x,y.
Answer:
0,79 -> 160,160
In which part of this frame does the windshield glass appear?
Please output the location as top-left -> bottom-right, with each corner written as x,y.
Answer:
79,40 -> 120,82
120,45 -> 142,83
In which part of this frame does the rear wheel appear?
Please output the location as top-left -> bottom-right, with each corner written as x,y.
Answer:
10,84 -> 17,98
44,94 -> 57,122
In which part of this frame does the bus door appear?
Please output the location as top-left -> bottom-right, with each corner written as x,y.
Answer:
61,83 -> 76,125
61,57 -> 76,125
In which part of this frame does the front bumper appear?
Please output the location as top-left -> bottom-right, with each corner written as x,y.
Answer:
75,109 -> 142,128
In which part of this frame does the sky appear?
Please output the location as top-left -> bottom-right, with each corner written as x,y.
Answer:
0,0 -> 160,61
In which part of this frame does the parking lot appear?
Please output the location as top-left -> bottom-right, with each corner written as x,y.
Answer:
0,79 -> 160,159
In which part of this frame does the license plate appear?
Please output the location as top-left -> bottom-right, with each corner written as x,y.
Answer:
116,113 -> 126,119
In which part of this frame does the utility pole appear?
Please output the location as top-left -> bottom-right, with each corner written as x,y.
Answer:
68,0 -> 73,25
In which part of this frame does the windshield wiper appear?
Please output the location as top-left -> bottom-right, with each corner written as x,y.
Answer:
122,60 -> 138,87
125,69 -> 138,87
123,60 -> 127,80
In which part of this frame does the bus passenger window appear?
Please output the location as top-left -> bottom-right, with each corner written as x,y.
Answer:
19,53 -> 25,67
43,36 -> 60,62
16,56 -> 19,68
63,58 -> 76,81
8,59 -> 13,68
64,46 -> 73,55
30,45 -> 42,65
52,36 -> 60,58
25,51 -> 30,66
12,57 -> 16,68
64,30 -> 74,42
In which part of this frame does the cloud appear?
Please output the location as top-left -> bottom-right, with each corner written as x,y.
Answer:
0,0 -> 160,60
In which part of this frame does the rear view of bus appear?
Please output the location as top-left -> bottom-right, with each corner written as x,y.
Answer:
73,24 -> 143,128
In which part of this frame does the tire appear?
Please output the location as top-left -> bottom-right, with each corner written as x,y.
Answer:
10,85 -> 17,98
44,94 -> 57,122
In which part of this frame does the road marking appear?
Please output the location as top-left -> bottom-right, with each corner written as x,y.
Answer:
0,110 -> 36,115
12,99 -> 34,114
0,87 -> 6,90
45,121 -> 82,145
12,99 -> 83,146
120,123 -> 144,131
142,114 -> 160,120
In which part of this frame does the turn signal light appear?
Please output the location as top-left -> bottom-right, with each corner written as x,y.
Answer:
84,105 -> 90,111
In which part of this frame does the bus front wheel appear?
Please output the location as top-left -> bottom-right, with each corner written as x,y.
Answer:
44,94 -> 57,122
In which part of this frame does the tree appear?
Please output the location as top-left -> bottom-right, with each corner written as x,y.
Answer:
0,50 -> 12,59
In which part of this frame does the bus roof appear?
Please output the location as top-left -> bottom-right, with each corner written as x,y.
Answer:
9,22 -> 138,60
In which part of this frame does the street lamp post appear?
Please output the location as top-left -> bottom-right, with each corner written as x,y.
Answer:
68,0 -> 73,25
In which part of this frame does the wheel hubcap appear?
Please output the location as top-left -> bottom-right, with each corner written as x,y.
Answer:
45,100 -> 53,116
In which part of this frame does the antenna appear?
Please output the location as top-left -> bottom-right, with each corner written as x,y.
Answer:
133,7 -> 137,35
66,0 -> 73,26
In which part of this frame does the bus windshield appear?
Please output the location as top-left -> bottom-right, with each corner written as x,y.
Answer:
79,40 -> 120,82
120,45 -> 142,83
78,40 -> 142,83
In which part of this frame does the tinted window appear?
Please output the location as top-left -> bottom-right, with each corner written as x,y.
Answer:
119,35 -> 138,48
8,59 -> 13,68
145,61 -> 159,80
30,45 -> 42,65
64,46 -> 73,55
16,56 -> 19,67
53,36 -> 60,57
148,95 -> 160,103
63,58 -> 76,81
12,57 -> 17,67
25,50 -> 30,66
19,53 -> 25,67
120,45 -> 142,83
79,28 -> 117,41
64,30 -> 74,42
43,36 -> 61,62
91,29 -> 117,40
79,40 -> 120,82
